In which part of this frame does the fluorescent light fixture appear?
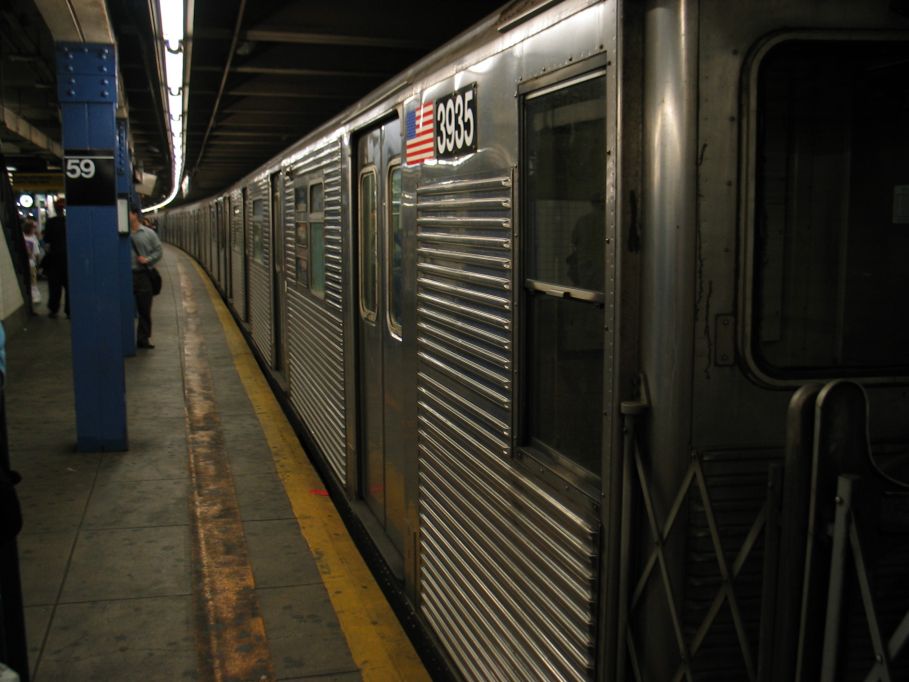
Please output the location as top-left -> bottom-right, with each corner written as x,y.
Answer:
164,48 -> 183,94
168,91 -> 183,120
159,0 -> 184,49
145,0 -> 187,212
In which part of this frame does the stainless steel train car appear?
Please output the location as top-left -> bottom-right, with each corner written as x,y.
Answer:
157,1 -> 909,679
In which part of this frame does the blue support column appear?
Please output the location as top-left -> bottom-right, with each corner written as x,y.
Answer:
116,118 -> 136,357
57,43 -> 128,451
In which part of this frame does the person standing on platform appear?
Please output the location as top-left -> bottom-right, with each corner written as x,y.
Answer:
129,206 -> 163,349
22,219 -> 43,305
43,198 -> 69,318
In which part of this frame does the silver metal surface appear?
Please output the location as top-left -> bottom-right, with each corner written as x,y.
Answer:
155,1 -> 909,679
285,140 -> 348,484
414,165 -> 599,679
229,189 -> 246,320
271,170 -> 288,375
632,4 -> 699,678
247,176 -> 273,365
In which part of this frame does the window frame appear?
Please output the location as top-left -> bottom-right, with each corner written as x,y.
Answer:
385,160 -> 403,339
289,172 -> 328,300
250,197 -> 266,265
231,202 -> 242,254
308,180 -> 326,299
358,166 -> 379,323
291,176 -> 310,290
740,31 -> 909,387
516,59 -> 611,497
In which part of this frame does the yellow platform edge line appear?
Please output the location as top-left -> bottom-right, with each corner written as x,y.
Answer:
190,260 -> 430,682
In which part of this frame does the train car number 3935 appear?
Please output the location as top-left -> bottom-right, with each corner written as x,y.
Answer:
435,84 -> 478,159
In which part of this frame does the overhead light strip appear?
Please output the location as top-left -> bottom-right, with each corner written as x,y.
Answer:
145,0 -> 185,212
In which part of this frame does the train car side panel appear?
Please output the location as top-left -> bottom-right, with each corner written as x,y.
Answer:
247,177 -> 273,365
286,140 -> 348,485
410,4 -> 611,679
229,188 -> 246,321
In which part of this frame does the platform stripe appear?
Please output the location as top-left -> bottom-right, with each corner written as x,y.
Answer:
191,260 -> 430,682
178,263 -> 275,682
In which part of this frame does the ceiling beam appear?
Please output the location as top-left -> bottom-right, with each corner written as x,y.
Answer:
0,105 -> 63,159
190,0 -> 247,178
192,63 -> 385,79
190,131 -> 290,137
32,0 -> 114,44
194,26 -> 431,50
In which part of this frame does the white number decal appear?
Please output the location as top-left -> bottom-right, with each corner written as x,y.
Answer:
463,89 -> 475,147
66,158 -> 96,179
436,106 -> 446,153
454,95 -> 465,149
432,86 -> 477,158
445,99 -> 456,153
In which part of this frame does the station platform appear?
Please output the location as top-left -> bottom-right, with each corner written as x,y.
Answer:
3,244 -> 430,682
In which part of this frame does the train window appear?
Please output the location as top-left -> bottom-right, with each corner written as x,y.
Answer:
232,203 -> 241,253
387,164 -> 403,337
752,40 -> 909,375
521,71 -> 606,477
309,183 -> 325,299
251,198 -> 265,264
359,169 -> 378,321
293,183 -> 309,286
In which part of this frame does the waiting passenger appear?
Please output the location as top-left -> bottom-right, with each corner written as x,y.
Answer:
129,206 -> 163,349
42,198 -> 69,319
21,219 -> 43,305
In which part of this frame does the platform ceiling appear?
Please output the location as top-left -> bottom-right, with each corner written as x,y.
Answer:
1,0 -> 502,207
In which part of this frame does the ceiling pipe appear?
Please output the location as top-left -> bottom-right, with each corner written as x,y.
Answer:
189,0 -> 247,181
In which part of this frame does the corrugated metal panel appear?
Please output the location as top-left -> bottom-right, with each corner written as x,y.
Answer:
285,141 -> 347,484
247,177 -> 272,365
229,189 -> 246,320
416,174 -> 599,681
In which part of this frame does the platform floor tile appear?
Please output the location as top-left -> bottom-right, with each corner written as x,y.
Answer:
37,596 -> 197,681
257,584 -> 359,680
59,525 -> 192,603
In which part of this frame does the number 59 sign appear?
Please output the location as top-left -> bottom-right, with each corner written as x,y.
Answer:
63,149 -> 116,206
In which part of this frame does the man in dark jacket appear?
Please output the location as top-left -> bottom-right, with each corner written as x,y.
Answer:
42,198 -> 69,318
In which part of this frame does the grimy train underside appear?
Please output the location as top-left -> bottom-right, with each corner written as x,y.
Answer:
158,1 -> 909,679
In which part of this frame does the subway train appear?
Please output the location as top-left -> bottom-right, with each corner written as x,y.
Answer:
156,0 -> 909,679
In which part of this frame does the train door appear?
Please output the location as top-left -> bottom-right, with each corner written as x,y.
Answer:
223,197 -> 230,298
217,203 -> 223,287
223,201 -> 230,293
355,118 -> 406,562
242,188 -> 250,323
214,202 -> 222,288
270,171 -> 288,377
207,208 -> 213,271
224,197 -> 234,301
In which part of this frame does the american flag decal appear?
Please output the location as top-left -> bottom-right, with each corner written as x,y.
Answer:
405,101 -> 435,165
